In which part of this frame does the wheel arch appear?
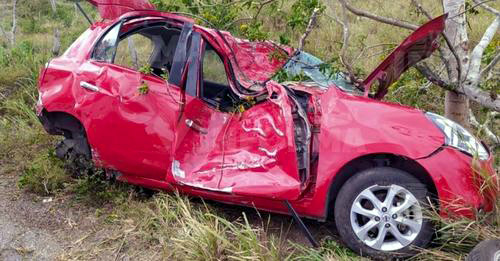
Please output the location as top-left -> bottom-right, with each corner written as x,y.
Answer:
40,109 -> 86,137
39,109 -> 91,158
325,153 -> 438,221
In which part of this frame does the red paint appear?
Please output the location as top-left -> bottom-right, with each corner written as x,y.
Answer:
87,0 -> 156,20
37,5 -> 496,223
417,147 -> 496,217
363,14 -> 447,99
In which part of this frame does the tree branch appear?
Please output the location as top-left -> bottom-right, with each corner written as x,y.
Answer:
333,1 -> 358,82
442,30 -> 463,85
50,0 -> 57,13
338,0 -> 418,30
10,0 -> 18,46
462,82 -> 500,111
52,29 -> 61,56
415,62 -> 455,91
480,50 -> 500,79
298,8 -> 320,52
467,16 -> 499,86
472,0 -> 500,16
469,109 -> 500,144
253,0 -> 277,22
411,0 -> 433,19
411,0 -> 453,79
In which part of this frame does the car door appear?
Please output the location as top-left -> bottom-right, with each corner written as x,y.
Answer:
172,32 -> 304,200
170,31 -> 228,190
76,19 -> 185,181
217,89 -> 304,201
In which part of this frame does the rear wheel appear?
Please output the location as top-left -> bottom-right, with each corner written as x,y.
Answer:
334,167 -> 433,259
55,136 -> 93,177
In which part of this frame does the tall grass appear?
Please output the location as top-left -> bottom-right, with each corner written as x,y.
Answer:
59,191 -> 366,260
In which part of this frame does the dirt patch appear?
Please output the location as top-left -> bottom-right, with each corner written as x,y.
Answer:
0,172 -> 99,260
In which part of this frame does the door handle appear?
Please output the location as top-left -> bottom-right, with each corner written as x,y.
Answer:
185,119 -> 208,134
80,81 -> 100,92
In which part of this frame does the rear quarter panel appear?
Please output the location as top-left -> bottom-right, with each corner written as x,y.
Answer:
38,23 -> 109,116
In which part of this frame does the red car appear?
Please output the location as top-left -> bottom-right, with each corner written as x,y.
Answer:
36,0 -> 497,258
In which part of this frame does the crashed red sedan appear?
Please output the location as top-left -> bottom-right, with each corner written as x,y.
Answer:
36,0 -> 497,258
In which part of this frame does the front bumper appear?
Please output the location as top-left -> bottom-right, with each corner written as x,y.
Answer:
417,147 -> 498,217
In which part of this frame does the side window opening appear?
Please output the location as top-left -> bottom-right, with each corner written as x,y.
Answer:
115,26 -> 181,78
93,20 -> 182,80
201,44 -> 236,111
93,22 -> 122,63
115,34 -> 154,70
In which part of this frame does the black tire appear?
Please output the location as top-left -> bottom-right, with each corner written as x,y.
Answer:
55,138 -> 94,177
334,167 -> 433,260
466,239 -> 500,261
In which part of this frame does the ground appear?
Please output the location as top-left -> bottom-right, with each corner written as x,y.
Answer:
0,172 -> 82,260
0,170 -> 339,260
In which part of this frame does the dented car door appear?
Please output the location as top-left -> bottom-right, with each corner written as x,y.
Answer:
78,19 -> 184,180
171,31 -> 228,191
219,85 -> 304,201
172,30 -> 304,200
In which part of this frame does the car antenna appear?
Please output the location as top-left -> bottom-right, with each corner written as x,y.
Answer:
75,1 -> 94,25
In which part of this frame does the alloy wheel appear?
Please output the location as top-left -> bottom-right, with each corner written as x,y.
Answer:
350,184 -> 423,251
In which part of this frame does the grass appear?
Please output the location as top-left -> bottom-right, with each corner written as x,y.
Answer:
0,0 -> 498,260
58,189 -> 366,260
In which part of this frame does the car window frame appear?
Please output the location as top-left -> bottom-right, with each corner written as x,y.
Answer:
197,37 -> 236,109
91,18 -> 194,86
91,20 -> 124,63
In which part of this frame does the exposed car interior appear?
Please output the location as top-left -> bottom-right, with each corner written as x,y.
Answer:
113,21 -> 238,112
200,44 -> 238,111
115,22 -> 181,78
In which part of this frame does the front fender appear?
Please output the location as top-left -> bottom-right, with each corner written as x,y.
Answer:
294,88 -> 444,219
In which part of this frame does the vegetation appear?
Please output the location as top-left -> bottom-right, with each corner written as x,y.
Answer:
0,0 -> 498,260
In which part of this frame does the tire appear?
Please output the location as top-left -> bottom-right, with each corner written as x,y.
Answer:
334,167 -> 433,260
466,239 -> 500,261
55,138 -> 94,177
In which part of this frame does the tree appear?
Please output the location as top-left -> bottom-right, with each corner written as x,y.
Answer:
336,0 -> 499,125
0,0 -> 18,46
50,0 -> 57,13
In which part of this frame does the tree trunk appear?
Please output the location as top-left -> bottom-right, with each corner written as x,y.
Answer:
52,29 -> 61,56
50,0 -> 57,13
127,37 -> 139,70
442,0 -> 470,128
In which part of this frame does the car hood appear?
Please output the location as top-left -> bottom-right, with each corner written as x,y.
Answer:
362,14 -> 447,99
87,0 -> 155,20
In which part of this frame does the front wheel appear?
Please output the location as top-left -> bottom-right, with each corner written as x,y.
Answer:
334,167 -> 433,259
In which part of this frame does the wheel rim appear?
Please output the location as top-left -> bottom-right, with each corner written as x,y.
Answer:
350,184 -> 423,252
494,250 -> 500,261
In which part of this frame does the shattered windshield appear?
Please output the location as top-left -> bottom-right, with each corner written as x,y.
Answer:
275,51 -> 360,93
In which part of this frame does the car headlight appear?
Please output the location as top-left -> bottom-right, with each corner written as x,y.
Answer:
426,112 -> 489,160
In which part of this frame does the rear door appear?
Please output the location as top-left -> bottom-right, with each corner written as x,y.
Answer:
76,19 -> 184,180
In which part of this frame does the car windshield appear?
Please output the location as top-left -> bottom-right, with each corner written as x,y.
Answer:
276,51 -> 360,93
